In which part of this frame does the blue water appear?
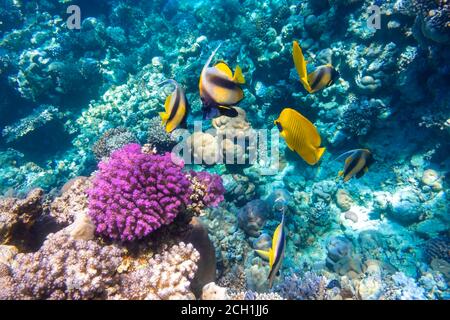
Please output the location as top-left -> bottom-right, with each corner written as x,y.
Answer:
0,0 -> 448,300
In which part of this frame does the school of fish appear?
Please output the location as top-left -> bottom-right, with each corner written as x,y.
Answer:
157,41 -> 374,288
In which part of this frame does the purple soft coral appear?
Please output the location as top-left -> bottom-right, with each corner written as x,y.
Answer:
88,144 -> 191,241
190,171 -> 225,208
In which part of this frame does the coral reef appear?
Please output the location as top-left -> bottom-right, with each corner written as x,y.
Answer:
92,128 -> 138,160
146,116 -> 178,153
6,230 -> 124,299
88,144 -> 191,241
116,242 -> 199,300
0,0 -> 449,300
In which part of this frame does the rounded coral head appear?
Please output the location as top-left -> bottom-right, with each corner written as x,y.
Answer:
88,143 -> 191,241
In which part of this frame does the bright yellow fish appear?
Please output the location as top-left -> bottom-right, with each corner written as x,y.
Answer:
293,41 -> 340,94
274,108 -> 326,165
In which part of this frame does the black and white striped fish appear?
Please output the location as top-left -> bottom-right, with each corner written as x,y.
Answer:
199,44 -> 246,119
336,149 -> 374,182
158,80 -> 189,133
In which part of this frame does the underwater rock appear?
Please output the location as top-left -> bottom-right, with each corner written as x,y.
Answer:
50,177 -> 92,225
222,174 -> 257,207
238,199 -> 270,237
326,236 -> 363,277
146,116 -> 178,153
421,169 -> 443,191
389,187 -> 423,225
183,217 -> 217,298
0,188 -> 44,245
414,218 -> 448,238
201,282 -> 229,300
266,188 -> 291,215
336,189 -> 354,211
344,210 -> 359,223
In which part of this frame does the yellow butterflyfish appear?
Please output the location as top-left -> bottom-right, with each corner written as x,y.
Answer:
275,108 -> 326,165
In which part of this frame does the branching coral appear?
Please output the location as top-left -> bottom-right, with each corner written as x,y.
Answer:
92,127 -> 138,160
116,242 -> 199,300
187,171 -> 225,215
275,271 -> 327,300
88,144 -> 191,241
8,230 -> 124,300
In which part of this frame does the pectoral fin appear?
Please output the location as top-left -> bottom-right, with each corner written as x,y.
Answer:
255,249 -> 271,261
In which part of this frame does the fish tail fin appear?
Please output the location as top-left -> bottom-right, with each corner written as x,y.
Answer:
255,249 -> 271,261
159,111 -> 169,124
233,65 -> 246,84
293,41 -> 313,93
316,147 -> 326,162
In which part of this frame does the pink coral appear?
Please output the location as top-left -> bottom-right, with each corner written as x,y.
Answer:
88,144 -> 191,241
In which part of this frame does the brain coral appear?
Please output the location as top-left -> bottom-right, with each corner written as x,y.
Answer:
88,143 -> 192,241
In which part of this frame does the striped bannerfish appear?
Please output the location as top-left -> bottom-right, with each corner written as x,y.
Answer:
199,43 -> 246,119
293,41 -> 340,94
335,149 -> 374,182
255,213 -> 286,289
158,80 -> 189,133
274,108 -> 326,165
